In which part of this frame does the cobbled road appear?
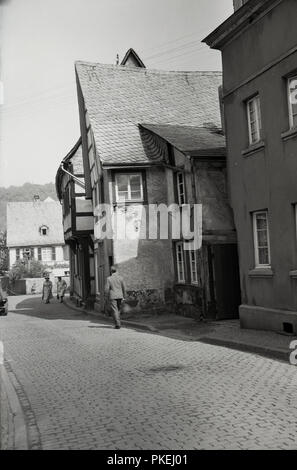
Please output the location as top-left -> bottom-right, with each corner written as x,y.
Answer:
1,295 -> 297,450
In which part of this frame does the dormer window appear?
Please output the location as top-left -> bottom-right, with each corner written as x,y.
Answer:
40,225 -> 49,236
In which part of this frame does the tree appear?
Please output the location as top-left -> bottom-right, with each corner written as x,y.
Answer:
9,259 -> 47,281
0,231 -> 8,272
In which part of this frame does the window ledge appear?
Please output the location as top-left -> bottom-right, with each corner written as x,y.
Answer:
281,127 -> 297,141
289,270 -> 297,279
248,268 -> 274,278
241,140 -> 265,157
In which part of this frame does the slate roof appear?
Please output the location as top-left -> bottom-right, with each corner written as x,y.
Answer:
75,62 -> 222,166
140,124 -> 226,157
7,199 -> 65,248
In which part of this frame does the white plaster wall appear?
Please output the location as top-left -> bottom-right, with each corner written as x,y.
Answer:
9,248 -> 16,268
55,246 -> 64,262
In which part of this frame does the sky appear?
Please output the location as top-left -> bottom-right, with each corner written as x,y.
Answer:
0,0 -> 233,187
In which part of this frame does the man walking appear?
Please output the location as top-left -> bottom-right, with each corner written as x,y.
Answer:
104,266 -> 126,329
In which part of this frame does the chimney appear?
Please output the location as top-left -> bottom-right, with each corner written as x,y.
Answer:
233,0 -> 248,11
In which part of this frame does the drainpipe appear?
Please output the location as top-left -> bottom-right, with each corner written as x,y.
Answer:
60,163 -> 85,189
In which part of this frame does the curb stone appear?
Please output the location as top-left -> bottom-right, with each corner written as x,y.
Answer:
63,297 -> 291,362
63,298 -> 159,332
0,364 -> 28,450
197,337 -> 290,363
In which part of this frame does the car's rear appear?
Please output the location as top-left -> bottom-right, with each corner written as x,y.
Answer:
0,298 -> 8,316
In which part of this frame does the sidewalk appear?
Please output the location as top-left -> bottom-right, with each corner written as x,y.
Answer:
0,365 -> 28,450
64,298 -> 296,363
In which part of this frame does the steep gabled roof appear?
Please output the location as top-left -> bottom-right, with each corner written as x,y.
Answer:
7,200 -> 64,248
75,61 -> 222,166
140,124 -> 226,157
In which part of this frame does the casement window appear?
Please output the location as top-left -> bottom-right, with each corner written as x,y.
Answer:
252,211 -> 271,267
22,248 -> 34,259
190,250 -> 198,285
176,172 -> 186,205
288,76 -> 297,128
247,95 -> 262,145
115,173 -> 143,202
175,242 -> 186,283
40,247 -> 55,262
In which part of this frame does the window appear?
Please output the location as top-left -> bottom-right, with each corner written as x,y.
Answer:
39,225 -> 49,236
175,242 -> 185,283
22,248 -> 34,259
190,250 -> 198,285
41,247 -> 54,262
115,173 -> 143,202
16,248 -> 20,261
176,172 -> 186,205
288,76 -> 297,128
253,211 -> 271,267
247,95 -> 262,145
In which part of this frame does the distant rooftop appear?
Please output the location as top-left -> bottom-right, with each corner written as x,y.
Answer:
7,199 -> 64,248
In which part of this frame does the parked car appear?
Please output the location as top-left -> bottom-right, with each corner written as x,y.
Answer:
0,298 -> 7,316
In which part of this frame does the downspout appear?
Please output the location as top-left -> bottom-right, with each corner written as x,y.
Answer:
60,163 -> 85,190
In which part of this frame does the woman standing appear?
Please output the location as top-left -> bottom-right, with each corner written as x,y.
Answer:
57,277 -> 67,303
42,276 -> 53,304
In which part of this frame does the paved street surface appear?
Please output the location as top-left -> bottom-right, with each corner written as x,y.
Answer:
1,295 -> 297,450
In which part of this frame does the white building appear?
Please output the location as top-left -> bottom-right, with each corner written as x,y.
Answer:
6,197 -> 69,270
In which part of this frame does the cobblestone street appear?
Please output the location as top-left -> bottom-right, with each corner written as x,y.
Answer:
1,295 -> 297,450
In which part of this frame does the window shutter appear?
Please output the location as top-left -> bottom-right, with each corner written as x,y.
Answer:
38,248 -> 42,261
52,247 -> 56,261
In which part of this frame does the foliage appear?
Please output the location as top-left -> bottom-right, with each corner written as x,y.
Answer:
8,259 -> 48,281
0,182 -> 58,231
0,230 -> 8,272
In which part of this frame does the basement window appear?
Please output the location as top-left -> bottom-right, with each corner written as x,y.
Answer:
283,322 -> 294,335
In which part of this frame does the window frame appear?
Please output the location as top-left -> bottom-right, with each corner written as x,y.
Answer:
41,247 -> 54,262
115,172 -> 144,203
175,242 -> 186,284
190,249 -> 199,285
176,171 -> 186,206
288,75 -> 297,129
246,95 -> 262,145
252,211 -> 271,268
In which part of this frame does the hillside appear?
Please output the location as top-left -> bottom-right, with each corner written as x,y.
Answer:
0,182 -> 58,231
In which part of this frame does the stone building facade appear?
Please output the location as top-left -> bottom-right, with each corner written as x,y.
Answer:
204,0 -> 297,332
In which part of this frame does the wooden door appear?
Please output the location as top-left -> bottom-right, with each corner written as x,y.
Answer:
212,244 -> 241,320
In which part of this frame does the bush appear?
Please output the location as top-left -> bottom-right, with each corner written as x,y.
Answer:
9,259 -> 47,281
